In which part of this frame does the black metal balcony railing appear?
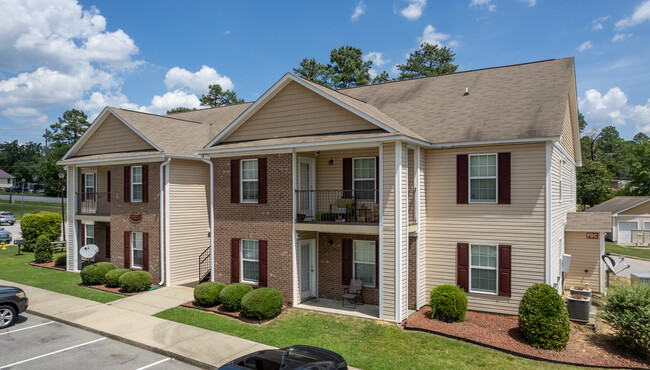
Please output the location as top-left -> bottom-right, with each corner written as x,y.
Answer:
408,187 -> 417,225
295,189 -> 379,224
77,192 -> 110,215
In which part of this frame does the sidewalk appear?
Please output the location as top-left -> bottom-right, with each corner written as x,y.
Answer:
0,279 -> 273,369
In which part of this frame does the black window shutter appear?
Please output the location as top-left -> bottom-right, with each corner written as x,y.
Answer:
142,165 -> 149,203
124,231 -> 131,268
457,155 -> 468,204
259,240 -> 268,286
343,158 -> 353,198
342,239 -> 353,284
258,158 -> 267,204
498,153 -> 511,204
81,174 -> 86,201
375,156 -> 379,203
231,160 -> 240,203
231,238 -> 241,282
106,226 -> 111,258
142,232 -> 149,271
375,240 -> 380,288
498,245 -> 512,297
124,166 -> 131,203
107,171 -> 111,202
457,243 -> 469,292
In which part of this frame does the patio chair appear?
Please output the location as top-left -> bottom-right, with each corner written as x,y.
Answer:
342,279 -> 364,308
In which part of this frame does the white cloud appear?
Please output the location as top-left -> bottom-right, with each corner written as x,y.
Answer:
363,52 -> 388,66
145,90 -> 202,115
419,25 -> 457,47
369,68 -> 378,79
522,0 -> 536,6
577,40 -> 592,52
73,91 -> 140,120
164,65 -> 234,95
1,107 -> 48,127
616,0 -> 650,29
612,33 -> 633,42
400,0 -> 426,20
470,0 -> 496,12
579,87 -> 650,133
224,30 -> 230,35
351,0 -> 365,21
591,15 -> 610,30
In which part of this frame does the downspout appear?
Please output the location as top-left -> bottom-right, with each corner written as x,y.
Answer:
159,158 -> 171,286
200,155 -> 215,282
165,158 -> 171,286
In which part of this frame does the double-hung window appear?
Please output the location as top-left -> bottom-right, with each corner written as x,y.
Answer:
241,240 -> 259,284
84,173 -> 95,201
353,240 -> 376,287
131,232 -> 143,268
353,158 -> 375,202
469,154 -> 497,203
84,224 -> 94,246
241,159 -> 259,203
131,166 -> 143,202
469,244 -> 497,294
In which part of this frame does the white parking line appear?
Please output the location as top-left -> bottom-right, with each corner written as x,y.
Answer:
0,337 -> 106,369
136,357 -> 172,370
0,321 -> 54,336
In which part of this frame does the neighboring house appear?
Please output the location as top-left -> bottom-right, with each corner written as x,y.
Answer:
587,196 -> 650,244
60,57 -> 605,323
0,169 -> 15,189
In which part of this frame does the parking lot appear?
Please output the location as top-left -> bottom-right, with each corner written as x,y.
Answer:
0,313 -> 197,369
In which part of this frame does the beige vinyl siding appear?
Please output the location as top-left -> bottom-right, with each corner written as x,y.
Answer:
424,143 -> 546,315
559,100 -> 576,161
550,145 -> 577,291
224,82 -> 381,143
168,159 -> 210,285
614,215 -> 650,242
620,201 -> 650,215
75,115 -> 155,157
96,167 -> 109,194
314,148 -> 379,190
417,146 -> 427,308
565,231 -> 602,293
399,143 -> 408,320
381,142 -> 396,320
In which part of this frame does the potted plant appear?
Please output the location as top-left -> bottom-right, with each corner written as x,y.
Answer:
567,293 -> 591,323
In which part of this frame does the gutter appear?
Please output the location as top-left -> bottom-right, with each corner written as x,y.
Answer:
200,155 -> 215,282
159,158 -> 171,285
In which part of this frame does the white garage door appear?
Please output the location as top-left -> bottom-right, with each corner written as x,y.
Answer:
618,221 -> 638,243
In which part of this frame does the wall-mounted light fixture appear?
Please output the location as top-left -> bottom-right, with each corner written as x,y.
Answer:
328,158 -> 334,166
327,239 -> 333,246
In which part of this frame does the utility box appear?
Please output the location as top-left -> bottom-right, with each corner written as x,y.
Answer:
631,273 -> 650,286
562,254 -> 572,273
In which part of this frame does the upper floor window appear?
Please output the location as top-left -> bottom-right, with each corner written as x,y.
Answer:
470,244 -> 497,294
353,240 -> 376,287
353,157 -> 375,202
84,173 -> 95,201
131,166 -> 143,202
241,159 -> 259,203
469,154 -> 497,203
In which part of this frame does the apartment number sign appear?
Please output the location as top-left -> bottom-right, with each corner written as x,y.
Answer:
130,212 -> 142,223
586,232 -> 599,239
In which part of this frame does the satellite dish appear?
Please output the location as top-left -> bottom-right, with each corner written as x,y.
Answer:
79,244 -> 99,259
602,255 -> 630,275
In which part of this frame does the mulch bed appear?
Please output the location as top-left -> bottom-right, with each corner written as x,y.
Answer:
404,307 -> 648,369
29,261 -> 66,271
79,283 -> 154,296
181,301 -> 285,325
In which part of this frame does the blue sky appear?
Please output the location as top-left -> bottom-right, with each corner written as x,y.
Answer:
1,0 -> 649,144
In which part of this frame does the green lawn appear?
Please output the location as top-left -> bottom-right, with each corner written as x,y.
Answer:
155,307 -> 570,370
0,245 -> 121,303
606,243 -> 650,260
0,199 -> 65,220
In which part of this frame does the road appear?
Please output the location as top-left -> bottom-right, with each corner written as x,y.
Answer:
0,312 -> 197,370
614,255 -> 650,278
0,194 -> 62,204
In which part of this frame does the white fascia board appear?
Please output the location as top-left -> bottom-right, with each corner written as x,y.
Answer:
612,198 -> 650,216
429,136 -> 561,148
57,154 -> 165,166
553,142 -> 578,167
565,228 -> 612,232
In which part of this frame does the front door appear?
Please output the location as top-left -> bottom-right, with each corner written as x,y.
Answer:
298,157 -> 316,221
300,239 -> 316,301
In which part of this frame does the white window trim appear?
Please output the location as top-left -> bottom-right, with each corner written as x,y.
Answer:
559,159 -> 564,203
131,231 -> 143,269
84,173 -> 95,193
468,153 -> 498,204
644,221 -> 650,230
352,157 -> 376,202
353,240 -> 376,288
241,239 -> 260,284
468,243 -> 498,295
84,224 -> 94,246
131,166 -> 143,203
240,159 -> 259,204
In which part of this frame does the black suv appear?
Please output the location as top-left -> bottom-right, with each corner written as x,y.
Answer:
0,286 -> 28,329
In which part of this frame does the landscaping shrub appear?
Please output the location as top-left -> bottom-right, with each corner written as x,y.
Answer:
21,212 -> 61,252
54,254 -> 67,266
219,283 -> 253,311
33,235 -> 54,263
518,283 -> 570,351
241,288 -> 284,320
105,269 -> 131,288
80,262 -> 117,285
601,282 -> 650,354
429,284 -> 468,322
119,271 -> 152,293
194,282 -> 226,307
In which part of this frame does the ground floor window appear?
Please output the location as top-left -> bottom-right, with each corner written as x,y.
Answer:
241,239 -> 259,284
131,232 -> 143,268
84,224 -> 94,246
470,244 -> 497,294
353,240 -> 376,287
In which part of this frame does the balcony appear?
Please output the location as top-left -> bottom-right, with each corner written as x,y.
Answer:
77,192 -> 111,216
295,189 -> 379,225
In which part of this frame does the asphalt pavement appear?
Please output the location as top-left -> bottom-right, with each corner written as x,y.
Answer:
0,194 -> 62,204
0,313 -> 198,370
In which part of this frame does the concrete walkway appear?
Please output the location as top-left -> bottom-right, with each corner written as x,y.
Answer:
0,279 -> 273,368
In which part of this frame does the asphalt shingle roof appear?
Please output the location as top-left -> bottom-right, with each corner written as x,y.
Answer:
586,196 -> 650,214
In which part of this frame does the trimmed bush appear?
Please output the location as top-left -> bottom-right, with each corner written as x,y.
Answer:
241,288 -> 284,320
518,283 -> 570,351
33,235 -> 54,263
219,283 -> 253,311
21,212 -> 61,252
601,282 -> 650,354
194,282 -> 226,307
430,284 -> 468,322
80,262 -> 117,285
54,254 -> 67,266
119,271 -> 152,293
105,269 -> 131,288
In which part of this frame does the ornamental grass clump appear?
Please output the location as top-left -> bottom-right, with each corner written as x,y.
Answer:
601,282 -> 650,354
430,284 -> 468,322
118,271 -> 152,293
219,283 -> 253,311
193,282 -> 226,307
105,269 -> 131,288
241,288 -> 284,320
518,283 -> 570,351
80,262 -> 117,285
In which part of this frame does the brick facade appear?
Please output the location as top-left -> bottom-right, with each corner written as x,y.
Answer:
212,154 -> 294,303
408,236 -> 417,310
317,233 -> 380,305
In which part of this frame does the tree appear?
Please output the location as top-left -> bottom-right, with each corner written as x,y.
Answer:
329,46 -> 372,88
293,58 -> 332,88
167,107 -> 196,114
43,109 -> 90,148
628,139 -> 650,196
577,159 -> 612,207
578,113 -> 587,132
396,43 -> 458,80
0,140 -> 44,184
200,84 -> 245,107
371,71 -> 391,84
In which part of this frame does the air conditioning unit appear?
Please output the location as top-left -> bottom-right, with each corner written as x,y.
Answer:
630,273 -> 650,286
